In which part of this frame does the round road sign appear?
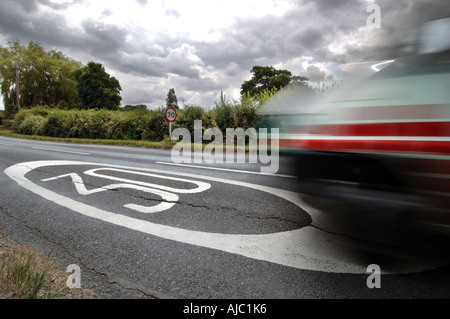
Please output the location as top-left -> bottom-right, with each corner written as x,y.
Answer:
165,107 -> 177,122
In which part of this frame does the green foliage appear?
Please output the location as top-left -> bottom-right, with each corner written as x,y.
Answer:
0,245 -> 69,299
166,88 -> 179,110
140,108 -> 168,141
50,110 -> 76,137
176,104 -> 206,132
0,40 -> 82,116
12,106 -> 169,142
17,114 -> 46,136
73,61 -> 122,110
212,92 -> 235,135
121,104 -> 147,111
211,88 -> 278,134
240,65 -> 309,97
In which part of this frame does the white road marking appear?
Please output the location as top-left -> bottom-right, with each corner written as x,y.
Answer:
42,173 -> 179,214
5,160 -> 447,274
155,161 -> 296,179
84,167 -> 211,194
32,147 -> 90,155
0,142 -> 14,146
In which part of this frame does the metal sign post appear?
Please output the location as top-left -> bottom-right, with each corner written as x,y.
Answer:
165,107 -> 177,138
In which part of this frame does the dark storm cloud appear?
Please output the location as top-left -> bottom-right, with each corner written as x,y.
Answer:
113,52 -> 166,78
0,0 -> 132,72
309,0 -> 362,12
81,19 -> 128,55
0,0 -> 200,80
0,0 -> 82,48
306,65 -> 326,82
198,1 -> 371,73
12,0 -> 40,13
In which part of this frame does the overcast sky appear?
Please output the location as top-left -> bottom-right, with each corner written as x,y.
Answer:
0,0 -> 449,110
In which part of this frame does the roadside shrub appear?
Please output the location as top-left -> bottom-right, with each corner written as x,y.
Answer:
176,105 -> 206,133
26,106 -> 51,117
233,100 -> 258,130
139,108 -> 168,141
12,109 -> 29,132
2,119 -> 14,128
83,109 -> 114,139
42,109 -> 76,138
212,102 -> 235,135
104,111 -> 126,139
112,111 -> 139,140
17,115 -> 46,136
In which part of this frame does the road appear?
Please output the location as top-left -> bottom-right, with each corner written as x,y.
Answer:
1,135 -> 450,300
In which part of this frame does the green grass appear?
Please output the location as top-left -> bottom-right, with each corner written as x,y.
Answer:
0,126 -> 267,152
0,126 -> 178,149
0,244 -> 69,299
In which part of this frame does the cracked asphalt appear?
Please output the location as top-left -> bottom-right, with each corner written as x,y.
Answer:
1,135 -> 450,299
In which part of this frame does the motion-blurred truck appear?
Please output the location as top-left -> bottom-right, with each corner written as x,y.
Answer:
271,18 -> 450,235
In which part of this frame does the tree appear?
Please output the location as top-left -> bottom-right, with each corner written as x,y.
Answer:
0,40 -> 82,116
240,65 -> 308,96
166,88 -> 179,109
122,104 -> 147,111
73,61 -> 122,110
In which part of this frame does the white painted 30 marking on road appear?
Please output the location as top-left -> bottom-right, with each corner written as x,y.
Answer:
42,173 -> 180,214
41,167 -> 211,214
5,160 -> 446,274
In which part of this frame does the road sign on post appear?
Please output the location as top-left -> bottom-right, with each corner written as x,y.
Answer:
165,107 -> 177,138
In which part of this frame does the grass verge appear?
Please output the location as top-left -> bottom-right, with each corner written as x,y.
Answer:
0,126 -> 177,150
0,230 -> 95,299
0,126 -> 265,152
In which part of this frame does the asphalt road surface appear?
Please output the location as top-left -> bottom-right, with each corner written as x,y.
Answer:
1,135 -> 450,300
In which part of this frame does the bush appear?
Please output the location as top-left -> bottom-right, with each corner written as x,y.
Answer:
11,106 -> 173,142
139,108 -> 168,141
12,109 -> 29,132
176,105 -> 206,133
212,102 -> 235,135
17,115 -> 46,135
2,119 -> 14,128
232,101 -> 258,130
42,110 -> 76,138
83,109 -> 113,139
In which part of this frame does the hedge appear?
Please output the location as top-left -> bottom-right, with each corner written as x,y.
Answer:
10,89 -> 280,142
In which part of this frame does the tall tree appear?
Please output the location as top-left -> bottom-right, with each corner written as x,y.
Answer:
240,65 -> 308,96
73,61 -> 122,110
166,88 -> 179,109
0,41 -> 81,115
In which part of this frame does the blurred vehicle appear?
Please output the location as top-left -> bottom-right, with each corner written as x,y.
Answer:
264,18 -> 450,236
